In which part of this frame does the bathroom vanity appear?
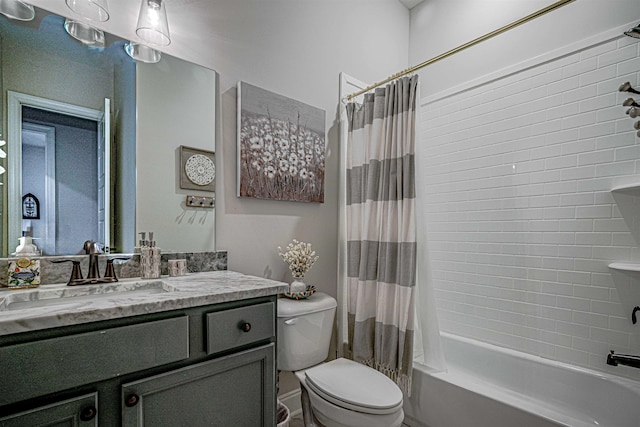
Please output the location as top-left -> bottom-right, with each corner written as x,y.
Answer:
0,271 -> 288,426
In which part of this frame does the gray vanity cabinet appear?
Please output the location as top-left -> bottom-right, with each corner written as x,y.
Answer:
0,296 -> 277,426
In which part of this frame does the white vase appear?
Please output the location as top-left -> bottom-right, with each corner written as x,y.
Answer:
289,278 -> 306,294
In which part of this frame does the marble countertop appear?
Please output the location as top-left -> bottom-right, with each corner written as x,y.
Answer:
0,271 -> 289,336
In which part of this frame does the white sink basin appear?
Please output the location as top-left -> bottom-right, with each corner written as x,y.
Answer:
0,281 -> 174,311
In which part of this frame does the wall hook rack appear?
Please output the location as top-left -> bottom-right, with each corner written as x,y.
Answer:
619,81 -> 640,95
186,195 -> 215,209
633,306 -> 640,325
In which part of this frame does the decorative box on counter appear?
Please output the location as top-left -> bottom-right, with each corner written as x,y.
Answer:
8,257 -> 40,289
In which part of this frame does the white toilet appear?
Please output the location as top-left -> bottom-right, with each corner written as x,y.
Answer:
277,292 -> 404,427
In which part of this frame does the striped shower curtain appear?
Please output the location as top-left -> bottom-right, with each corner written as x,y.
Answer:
345,75 -> 418,394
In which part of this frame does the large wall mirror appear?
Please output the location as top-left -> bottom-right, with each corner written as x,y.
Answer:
0,6 -> 217,257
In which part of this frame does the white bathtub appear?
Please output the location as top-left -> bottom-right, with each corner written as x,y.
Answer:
403,333 -> 640,427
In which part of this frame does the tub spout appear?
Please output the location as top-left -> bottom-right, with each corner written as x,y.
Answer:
607,351 -> 640,369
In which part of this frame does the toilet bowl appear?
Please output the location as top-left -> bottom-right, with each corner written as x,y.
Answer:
295,358 -> 404,427
277,292 -> 404,427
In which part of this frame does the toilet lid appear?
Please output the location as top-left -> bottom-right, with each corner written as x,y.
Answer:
304,358 -> 403,415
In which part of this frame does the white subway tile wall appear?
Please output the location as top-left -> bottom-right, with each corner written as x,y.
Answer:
421,36 -> 640,380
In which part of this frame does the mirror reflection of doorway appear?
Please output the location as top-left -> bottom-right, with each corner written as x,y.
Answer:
21,107 -> 99,255
21,120 -> 56,255
7,91 -> 111,256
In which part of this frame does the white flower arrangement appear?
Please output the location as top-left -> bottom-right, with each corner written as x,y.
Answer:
278,239 -> 319,279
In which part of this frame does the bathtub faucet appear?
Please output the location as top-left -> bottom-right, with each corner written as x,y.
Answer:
607,351 -> 640,369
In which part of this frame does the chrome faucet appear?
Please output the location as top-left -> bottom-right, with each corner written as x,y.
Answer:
607,351 -> 640,369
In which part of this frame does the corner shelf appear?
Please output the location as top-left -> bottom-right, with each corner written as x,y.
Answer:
609,263 -> 640,273
609,184 -> 640,274
610,183 -> 640,195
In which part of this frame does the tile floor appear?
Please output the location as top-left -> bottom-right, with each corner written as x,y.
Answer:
289,416 -> 303,427
288,414 -> 410,426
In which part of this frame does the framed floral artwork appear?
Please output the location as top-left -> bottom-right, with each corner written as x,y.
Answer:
237,81 -> 325,203
180,145 -> 216,192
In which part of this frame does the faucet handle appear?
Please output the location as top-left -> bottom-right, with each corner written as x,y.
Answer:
83,240 -> 103,254
103,257 -> 131,282
51,259 -> 84,286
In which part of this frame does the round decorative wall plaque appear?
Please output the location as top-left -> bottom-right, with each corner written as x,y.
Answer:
184,154 -> 215,186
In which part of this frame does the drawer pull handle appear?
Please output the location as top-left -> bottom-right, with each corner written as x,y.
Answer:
240,322 -> 252,332
125,393 -> 140,407
80,405 -> 97,421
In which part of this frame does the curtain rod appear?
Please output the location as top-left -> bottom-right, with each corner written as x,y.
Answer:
345,0 -> 576,102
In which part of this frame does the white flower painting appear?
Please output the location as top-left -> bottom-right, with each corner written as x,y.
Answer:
237,82 -> 325,203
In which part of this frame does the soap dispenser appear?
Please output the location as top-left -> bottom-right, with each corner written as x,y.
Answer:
11,235 -> 40,256
140,231 -> 161,279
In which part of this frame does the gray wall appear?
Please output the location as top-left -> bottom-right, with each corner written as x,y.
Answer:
136,54 -> 216,252
409,0 -> 640,97
212,0 -> 410,295
54,123 -> 99,254
21,143 -> 45,240
113,53 -> 137,254
0,15 -> 115,115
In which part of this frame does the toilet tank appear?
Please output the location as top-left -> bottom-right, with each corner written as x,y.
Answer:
277,292 -> 337,372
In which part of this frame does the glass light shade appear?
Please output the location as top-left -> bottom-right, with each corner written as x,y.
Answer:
624,24 -> 640,39
0,0 -> 35,21
124,42 -> 161,63
64,18 -> 105,47
65,0 -> 109,22
0,139 -> 5,177
136,0 -> 170,46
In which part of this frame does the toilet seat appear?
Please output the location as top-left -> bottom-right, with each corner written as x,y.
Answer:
303,358 -> 403,415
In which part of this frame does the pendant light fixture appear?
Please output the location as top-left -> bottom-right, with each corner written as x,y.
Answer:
0,0 -> 35,21
64,18 -> 105,47
124,42 -> 162,63
135,0 -> 170,46
624,23 -> 640,39
65,0 -> 109,22
0,139 -> 5,179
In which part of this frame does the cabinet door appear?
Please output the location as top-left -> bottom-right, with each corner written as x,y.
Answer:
122,344 -> 275,427
0,392 -> 98,427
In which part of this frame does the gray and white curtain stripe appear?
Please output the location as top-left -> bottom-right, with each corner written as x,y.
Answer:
345,75 -> 418,394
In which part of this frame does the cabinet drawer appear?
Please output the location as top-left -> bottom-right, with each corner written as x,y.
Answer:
0,316 -> 189,406
206,301 -> 274,354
